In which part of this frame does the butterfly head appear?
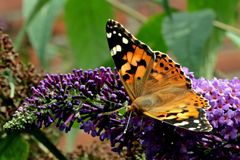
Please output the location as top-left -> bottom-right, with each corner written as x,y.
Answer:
126,105 -> 133,112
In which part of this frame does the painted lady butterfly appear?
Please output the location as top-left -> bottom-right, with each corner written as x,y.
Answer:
106,19 -> 212,132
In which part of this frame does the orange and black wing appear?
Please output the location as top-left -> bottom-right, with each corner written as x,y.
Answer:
106,19 -> 155,101
141,51 -> 212,132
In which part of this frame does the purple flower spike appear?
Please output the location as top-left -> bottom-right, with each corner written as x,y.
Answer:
4,67 -> 240,159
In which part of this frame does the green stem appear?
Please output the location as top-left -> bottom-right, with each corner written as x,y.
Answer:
32,130 -> 67,160
213,20 -> 240,35
105,0 -> 147,23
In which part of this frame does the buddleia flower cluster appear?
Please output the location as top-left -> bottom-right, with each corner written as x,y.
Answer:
4,66 -> 240,159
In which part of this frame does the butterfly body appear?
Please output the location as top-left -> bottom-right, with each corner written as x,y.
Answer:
106,19 -> 212,132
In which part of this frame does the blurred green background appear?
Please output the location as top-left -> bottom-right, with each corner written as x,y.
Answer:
1,0 -> 240,79
1,0 -> 240,159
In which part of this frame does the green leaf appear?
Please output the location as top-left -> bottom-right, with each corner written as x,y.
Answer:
15,0 -> 51,51
118,107 -> 127,116
23,0 -> 66,67
187,0 -> 239,78
162,10 -> 215,77
137,13 -> 168,52
0,135 -> 29,160
64,0 -> 112,69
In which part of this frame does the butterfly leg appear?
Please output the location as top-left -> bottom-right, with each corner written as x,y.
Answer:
123,110 -> 133,134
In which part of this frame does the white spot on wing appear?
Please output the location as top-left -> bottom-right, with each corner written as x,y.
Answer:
122,37 -> 128,44
188,127 -> 196,131
194,120 -> 200,124
111,45 -> 122,56
113,31 -> 116,34
111,48 -> 116,56
116,45 -> 122,52
174,121 -> 189,126
118,33 -> 122,36
107,32 -> 112,38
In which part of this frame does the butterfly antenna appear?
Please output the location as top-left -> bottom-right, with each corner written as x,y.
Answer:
123,110 -> 132,134
101,105 -> 126,116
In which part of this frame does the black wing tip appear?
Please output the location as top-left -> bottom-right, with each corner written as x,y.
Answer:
165,109 -> 213,132
188,109 -> 213,132
188,122 -> 213,132
106,19 -> 122,35
107,19 -> 115,23
175,121 -> 213,132
106,19 -> 119,29
105,19 -> 155,58
106,19 -> 114,26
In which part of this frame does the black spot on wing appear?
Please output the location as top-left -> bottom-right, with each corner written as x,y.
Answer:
137,59 -> 147,67
175,64 -> 180,68
126,65 -> 137,74
122,74 -> 130,81
165,113 -> 177,117
164,67 -> 169,71
112,54 -> 127,71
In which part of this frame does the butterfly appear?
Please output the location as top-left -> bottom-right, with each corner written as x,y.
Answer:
105,19 -> 212,132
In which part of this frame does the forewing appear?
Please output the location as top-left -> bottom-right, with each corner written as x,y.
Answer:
143,51 -> 191,96
106,19 -> 155,100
